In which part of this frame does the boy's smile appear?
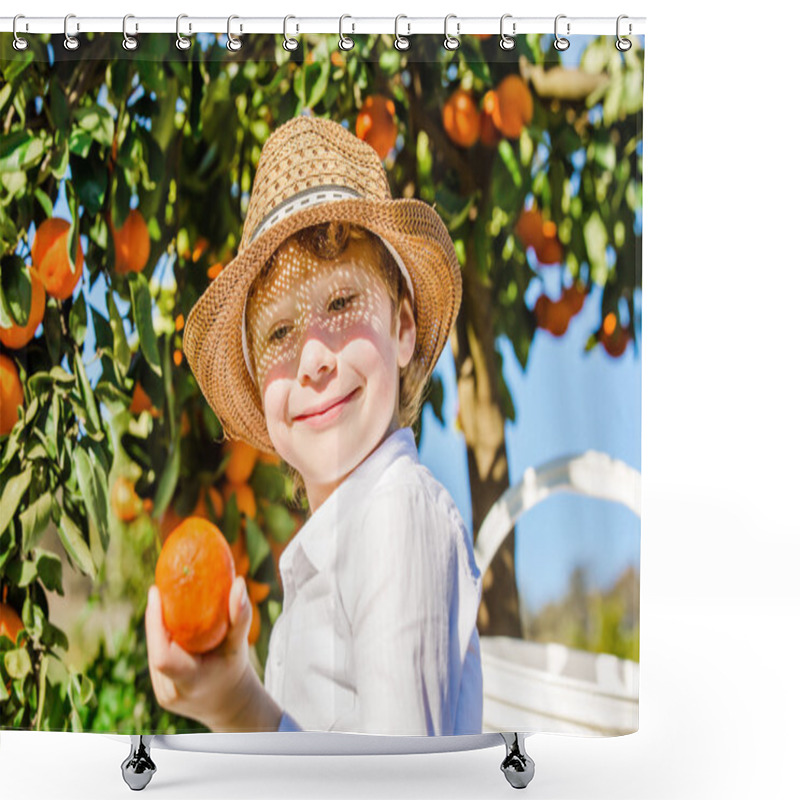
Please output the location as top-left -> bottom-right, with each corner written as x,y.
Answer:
245,234 -> 416,512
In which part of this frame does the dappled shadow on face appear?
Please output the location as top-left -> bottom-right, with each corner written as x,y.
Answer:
244,236 -> 394,395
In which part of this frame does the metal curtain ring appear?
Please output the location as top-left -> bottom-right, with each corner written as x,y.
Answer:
176,14 -> 191,50
443,14 -> 460,51
227,15 -> 242,51
616,15 -> 632,51
394,15 -> 410,51
339,15 -> 354,51
122,14 -> 139,50
13,14 -> 29,51
283,16 -> 299,51
499,14 -> 515,50
554,14 -> 570,51
63,13 -> 80,51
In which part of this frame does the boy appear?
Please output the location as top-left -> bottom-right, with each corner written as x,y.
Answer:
145,116 -> 483,735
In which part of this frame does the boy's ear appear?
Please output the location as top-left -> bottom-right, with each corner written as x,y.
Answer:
396,296 -> 416,370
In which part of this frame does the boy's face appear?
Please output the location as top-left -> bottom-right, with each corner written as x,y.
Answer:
246,235 -> 416,510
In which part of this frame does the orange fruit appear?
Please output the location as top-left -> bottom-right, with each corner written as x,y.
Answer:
111,208 -> 151,275
355,95 -> 398,160
192,485 -> 224,522
230,531 -> 251,577
600,312 -> 630,358
537,220 -> 563,265
158,505 -> 184,543
0,354 -> 25,437
563,282 -> 587,317
0,271 -> 45,349
0,602 -> 24,646
545,298 -> 572,337
224,440 -> 260,484
154,517 -> 235,654
111,476 -> 144,522
130,382 -> 161,417
258,448 -> 281,467
485,75 -> 533,139
479,107 -> 501,147
442,89 -> 481,148
31,217 -> 84,300
223,482 -> 257,520
207,262 -> 224,280
516,207 -> 562,265
175,313 -> 185,332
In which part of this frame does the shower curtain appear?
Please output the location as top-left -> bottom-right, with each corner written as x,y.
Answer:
0,27 -> 643,738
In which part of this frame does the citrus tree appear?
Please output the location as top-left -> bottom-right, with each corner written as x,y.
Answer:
0,31 -> 642,730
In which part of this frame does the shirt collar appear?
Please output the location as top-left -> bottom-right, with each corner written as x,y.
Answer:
280,427 -> 419,590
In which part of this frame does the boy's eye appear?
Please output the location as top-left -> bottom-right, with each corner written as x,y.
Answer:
269,324 -> 291,343
329,293 -> 357,312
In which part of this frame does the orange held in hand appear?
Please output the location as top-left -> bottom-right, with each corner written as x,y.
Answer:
356,95 -> 398,160
155,517 -> 236,654
31,217 -> 84,300
0,354 -> 25,436
0,271 -> 45,349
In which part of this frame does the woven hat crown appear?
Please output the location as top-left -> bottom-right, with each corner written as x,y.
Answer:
241,117 -> 392,248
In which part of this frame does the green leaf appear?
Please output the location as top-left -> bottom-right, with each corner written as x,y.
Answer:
69,291 -> 87,345
6,559 -> 37,587
71,153 -> 108,218
0,463 -> 32,538
35,187 -> 54,218
263,503 -> 297,543
4,648 -> 31,679
152,443 -> 180,520
74,105 -> 115,148
34,550 -> 64,594
222,494 -> 239,544
0,129 -> 45,173
74,446 -> 110,551
68,128 -> 93,159
72,352 -> 102,437
57,510 -> 96,579
244,516 -> 271,573
106,292 -> 131,373
66,182 -> 81,274
20,492 -> 53,553
0,253 -> 32,326
497,140 -> 523,189
128,272 -> 161,376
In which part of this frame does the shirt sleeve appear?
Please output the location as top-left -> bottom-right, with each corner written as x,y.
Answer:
343,483 -> 460,736
278,710 -> 303,732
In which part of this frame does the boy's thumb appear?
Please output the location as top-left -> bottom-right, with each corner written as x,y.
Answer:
229,576 -> 250,630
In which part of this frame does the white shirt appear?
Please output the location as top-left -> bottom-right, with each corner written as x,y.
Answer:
263,426 -> 483,735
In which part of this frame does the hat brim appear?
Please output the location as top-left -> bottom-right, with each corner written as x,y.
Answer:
183,196 -> 462,452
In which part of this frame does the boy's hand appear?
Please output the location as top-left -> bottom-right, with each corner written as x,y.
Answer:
145,575 -> 254,729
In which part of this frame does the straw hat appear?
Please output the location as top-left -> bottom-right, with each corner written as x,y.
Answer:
183,116 -> 462,453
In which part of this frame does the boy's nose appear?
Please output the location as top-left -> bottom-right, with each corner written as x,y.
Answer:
297,326 -> 336,384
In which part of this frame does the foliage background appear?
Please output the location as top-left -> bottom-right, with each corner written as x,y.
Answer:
0,31 -> 642,732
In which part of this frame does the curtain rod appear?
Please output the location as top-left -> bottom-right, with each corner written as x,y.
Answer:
0,16 -> 646,37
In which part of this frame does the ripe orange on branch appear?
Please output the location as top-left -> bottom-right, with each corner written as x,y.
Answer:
31,217 -> 84,300
0,271 -> 45,350
356,95 -> 398,160
223,439 -> 260,484
155,517 -> 236,654
442,89 -> 481,148
110,208 -> 151,275
484,75 -> 533,139
0,602 -> 24,646
0,354 -> 25,436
